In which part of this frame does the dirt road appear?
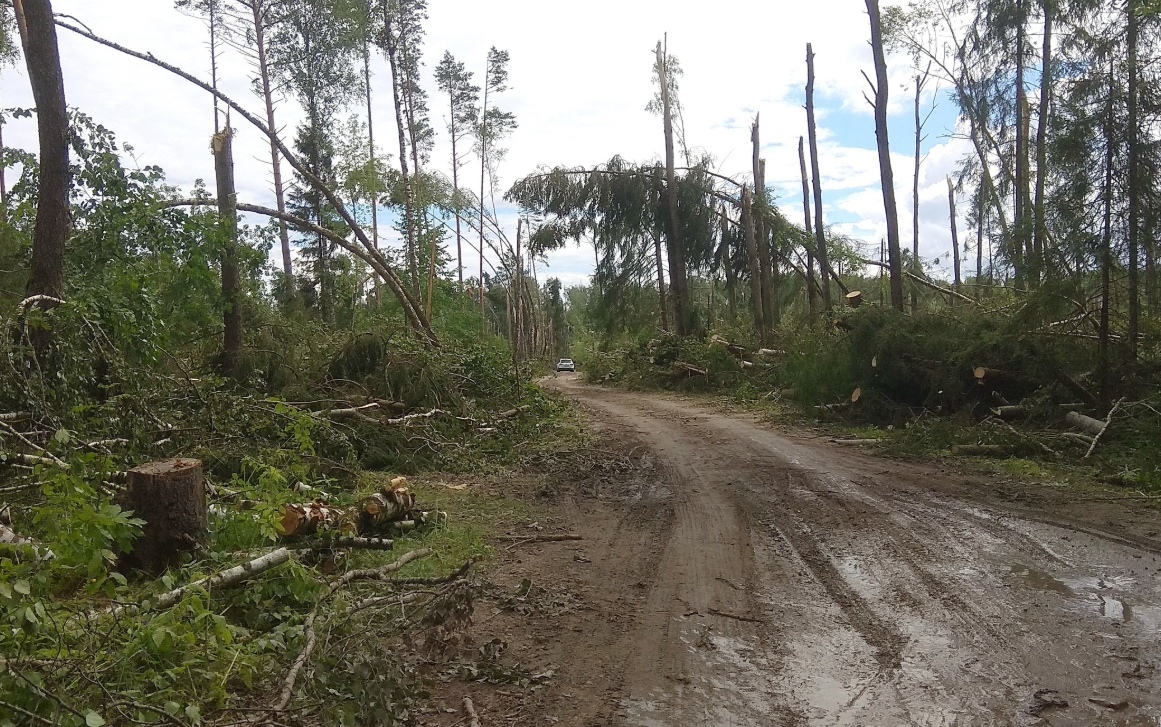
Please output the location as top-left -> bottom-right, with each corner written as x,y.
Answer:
520,376 -> 1161,727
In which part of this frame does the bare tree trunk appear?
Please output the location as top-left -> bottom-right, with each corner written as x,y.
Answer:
0,84 -> 7,224
1032,5 -> 1051,280
866,0 -> 905,310
797,136 -> 818,318
653,231 -> 669,331
364,40 -> 380,301
383,9 -> 419,297
213,128 -> 243,376
805,44 -> 832,311
742,185 -> 765,342
1014,0 -> 1029,283
752,116 -> 774,336
721,204 -> 736,321
1127,1 -> 1140,362
976,189 -> 985,301
1147,213 -> 1157,315
948,176 -> 961,299
657,37 -> 690,334
514,218 -> 523,362
911,75 -> 921,314
449,94 -> 463,289
251,0 -> 292,284
479,54 -> 490,328
13,0 -> 69,310
1099,63 -> 1114,402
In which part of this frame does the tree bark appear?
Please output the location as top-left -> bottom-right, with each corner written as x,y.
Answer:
250,0 -> 292,285
911,74 -> 921,314
213,128 -> 243,377
1127,0 -> 1139,361
120,459 -> 208,575
383,7 -> 419,298
1032,5 -> 1051,279
653,231 -> 669,330
1099,62 -> 1114,403
1014,0 -> 1030,282
797,136 -> 818,318
976,187 -> 985,299
866,0 -> 904,310
364,40 -> 380,301
742,185 -> 765,341
479,52 -> 490,327
948,176 -> 961,298
14,0 -> 69,308
752,116 -> 774,337
805,44 -> 832,311
658,38 -> 690,334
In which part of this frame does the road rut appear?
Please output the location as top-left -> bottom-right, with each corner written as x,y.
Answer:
548,377 -> 1161,727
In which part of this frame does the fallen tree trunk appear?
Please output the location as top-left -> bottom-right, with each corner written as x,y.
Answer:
1066,411 -> 1106,436
992,406 -> 1028,420
113,546 -> 291,618
360,484 -> 417,532
673,362 -> 708,377
951,444 -> 1012,456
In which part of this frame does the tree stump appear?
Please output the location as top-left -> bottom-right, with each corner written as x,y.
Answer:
120,458 -> 207,574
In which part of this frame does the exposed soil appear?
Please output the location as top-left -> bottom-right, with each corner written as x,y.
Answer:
419,375 -> 1161,727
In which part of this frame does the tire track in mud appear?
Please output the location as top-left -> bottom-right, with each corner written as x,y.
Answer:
754,473 -> 907,671
543,378 -> 1161,726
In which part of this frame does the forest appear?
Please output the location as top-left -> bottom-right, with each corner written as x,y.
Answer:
0,0 -> 1158,725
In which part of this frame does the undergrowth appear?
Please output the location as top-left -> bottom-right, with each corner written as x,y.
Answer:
575,306 -> 1161,494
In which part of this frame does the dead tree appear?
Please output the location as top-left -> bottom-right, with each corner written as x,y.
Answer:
752,116 -> 775,336
805,43 -> 832,310
213,128 -> 243,376
864,0 -> 904,310
948,176 -> 961,297
120,459 -> 208,574
741,185 -> 765,341
797,136 -> 818,317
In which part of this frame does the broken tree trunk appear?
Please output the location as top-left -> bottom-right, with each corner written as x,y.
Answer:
741,185 -> 766,341
213,127 -> 243,376
120,458 -> 207,574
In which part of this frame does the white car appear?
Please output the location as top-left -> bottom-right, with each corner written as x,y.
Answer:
556,358 -> 576,372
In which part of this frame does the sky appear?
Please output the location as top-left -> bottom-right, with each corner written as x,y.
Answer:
0,0 -> 981,289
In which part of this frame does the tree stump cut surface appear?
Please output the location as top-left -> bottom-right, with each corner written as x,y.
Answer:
123,458 -> 207,574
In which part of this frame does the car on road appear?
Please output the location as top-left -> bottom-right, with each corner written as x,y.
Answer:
556,358 -> 575,372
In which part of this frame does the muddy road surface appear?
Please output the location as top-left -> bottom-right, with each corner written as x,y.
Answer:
528,376 -> 1161,727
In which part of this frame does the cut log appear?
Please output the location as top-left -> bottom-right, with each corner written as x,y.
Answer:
498,405 -> 531,418
360,484 -> 417,532
951,444 -> 1012,456
851,387 -> 862,403
991,406 -> 1028,420
278,503 -> 359,538
1066,411 -> 1106,437
1060,432 -> 1095,447
829,438 -> 882,445
120,458 -> 207,574
755,348 -> 785,356
845,290 -> 863,308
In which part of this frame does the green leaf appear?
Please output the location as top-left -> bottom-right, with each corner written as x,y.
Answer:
85,711 -> 106,727
184,705 -> 201,723
164,702 -> 181,716
54,428 -> 71,445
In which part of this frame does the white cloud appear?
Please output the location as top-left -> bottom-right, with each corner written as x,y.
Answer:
0,0 -> 982,287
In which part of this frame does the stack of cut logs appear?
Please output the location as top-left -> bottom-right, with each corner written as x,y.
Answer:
277,476 -> 446,540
